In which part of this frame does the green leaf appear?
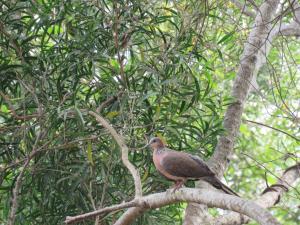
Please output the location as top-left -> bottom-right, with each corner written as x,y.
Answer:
217,31 -> 234,44
86,140 -> 94,166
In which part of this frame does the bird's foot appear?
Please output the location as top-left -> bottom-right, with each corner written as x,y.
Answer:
171,180 -> 185,193
166,188 -> 173,195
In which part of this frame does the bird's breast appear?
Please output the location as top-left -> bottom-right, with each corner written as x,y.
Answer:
153,150 -> 182,181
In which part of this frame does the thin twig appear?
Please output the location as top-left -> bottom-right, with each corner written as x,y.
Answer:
96,91 -> 123,114
0,91 -> 39,120
243,119 -> 300,142
65,200 -> 138,224
0,21 -> 24,62
112,3 -> 128,88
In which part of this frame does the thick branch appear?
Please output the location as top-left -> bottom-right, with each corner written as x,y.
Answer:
183,203 -> 213,225
213,163 -> 300,224
88,111 -> 142,197
184,1 -> 281,224
277,22 -> 300,36
208,0 -> 280,175
64,188 -> 281,225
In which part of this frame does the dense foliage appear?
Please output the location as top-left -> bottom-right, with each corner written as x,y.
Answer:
0,1 -> 299,224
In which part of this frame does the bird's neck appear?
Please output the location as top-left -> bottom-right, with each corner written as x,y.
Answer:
154,147 -> 165,154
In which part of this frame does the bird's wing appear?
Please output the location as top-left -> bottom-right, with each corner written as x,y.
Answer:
161,150 -> 214,179
189,155 -> 215,175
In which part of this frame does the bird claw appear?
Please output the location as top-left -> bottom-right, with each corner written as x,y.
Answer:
172,187 -> 179,193
170,180 -> 185,192
166,188 -> 173,195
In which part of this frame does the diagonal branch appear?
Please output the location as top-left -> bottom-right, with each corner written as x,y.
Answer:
65,200 -> 138,224
0,91 -> 39,120
96,91 -> 123,114
230,0 -> 256,18
243,119 -> 300,142
183,1 -> 281,224
208,0 -> 281,176
0,21 -> 24,63
213,163 -> 300,224
64,188 -> 281,225
88,111 -> 142,197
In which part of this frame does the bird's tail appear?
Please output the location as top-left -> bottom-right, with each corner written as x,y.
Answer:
201,176 -> 239,196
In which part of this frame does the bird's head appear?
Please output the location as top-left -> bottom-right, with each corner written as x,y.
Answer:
148,137 -> 165,150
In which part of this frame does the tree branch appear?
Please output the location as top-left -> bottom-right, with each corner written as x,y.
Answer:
208,0 -> 281,176
8,133 -> 50,225
95,91 -> 123,114
8,153 -> 36,225
64,188 -> 281,225
65,201 -> 138,224
88,111 -> 142,197
276,21 -> 300,36
274,1 -> 300,37
0,91 -> 39,120
113,207 -> 145,225
0,21 -> 24,63
213,163 -> 300,224
230,0 -> 256,18
243,119 -> 300,142
184,1 -> 281,223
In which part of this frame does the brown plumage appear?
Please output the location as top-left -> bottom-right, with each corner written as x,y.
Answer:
148,137 -> 238,196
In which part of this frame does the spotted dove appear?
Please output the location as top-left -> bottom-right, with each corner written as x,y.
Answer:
148,137 -> 238,196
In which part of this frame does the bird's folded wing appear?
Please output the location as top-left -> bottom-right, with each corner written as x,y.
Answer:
161,151 -> 214,178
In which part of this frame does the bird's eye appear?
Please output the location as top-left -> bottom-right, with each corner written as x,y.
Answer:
152,140 -> 156,143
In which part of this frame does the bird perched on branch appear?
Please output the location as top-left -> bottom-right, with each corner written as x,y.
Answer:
148,137 -> 238,196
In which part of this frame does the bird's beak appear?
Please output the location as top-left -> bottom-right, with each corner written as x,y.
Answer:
135,143 -> 149,151
142,143 -> 150,149
136,136 -> 151,150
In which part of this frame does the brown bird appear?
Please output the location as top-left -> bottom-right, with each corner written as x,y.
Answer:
148,137 -> 238,196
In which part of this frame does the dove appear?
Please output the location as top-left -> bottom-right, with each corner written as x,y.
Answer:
148,137 -> 238,196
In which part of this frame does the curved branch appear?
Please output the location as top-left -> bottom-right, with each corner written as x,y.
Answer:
64,188 -> 281,225
213,163 -> 300,224
88,111 -> 142,197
